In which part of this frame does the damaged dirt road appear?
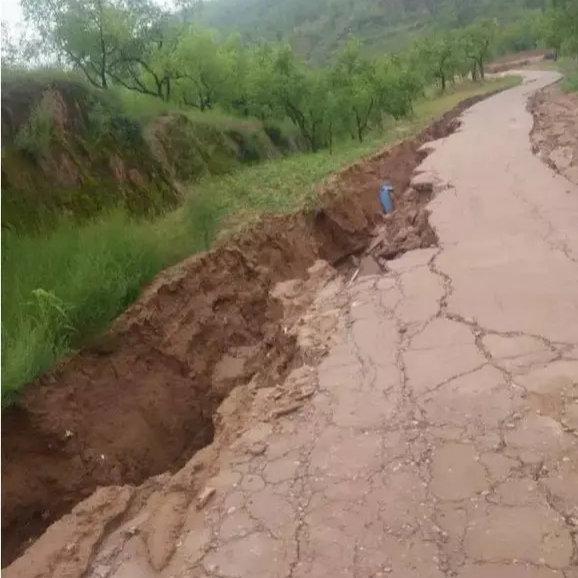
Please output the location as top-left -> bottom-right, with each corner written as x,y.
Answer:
7,70 -> 578,578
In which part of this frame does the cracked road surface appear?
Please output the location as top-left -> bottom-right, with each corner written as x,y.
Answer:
8,70 -> 578,578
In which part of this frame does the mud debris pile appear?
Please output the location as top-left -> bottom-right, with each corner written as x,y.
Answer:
530,83 -> 578,187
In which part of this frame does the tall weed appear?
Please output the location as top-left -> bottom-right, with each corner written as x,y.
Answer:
1,211 -> 195,404
555,58 -> 578,93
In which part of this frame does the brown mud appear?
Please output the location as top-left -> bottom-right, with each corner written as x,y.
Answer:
1,91 -> 501,567
529,82 -> 578,187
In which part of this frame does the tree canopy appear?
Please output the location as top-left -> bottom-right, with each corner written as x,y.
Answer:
543,0 -> 578,56
7,0 -> 569,155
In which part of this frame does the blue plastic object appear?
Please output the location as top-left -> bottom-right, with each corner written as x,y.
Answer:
379,183 -> 394,213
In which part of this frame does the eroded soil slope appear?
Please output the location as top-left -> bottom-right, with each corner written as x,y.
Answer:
2,91 -> 501,568
530,82 -> 578,186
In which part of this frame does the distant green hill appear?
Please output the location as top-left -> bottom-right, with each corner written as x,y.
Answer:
197,0 -> 546,61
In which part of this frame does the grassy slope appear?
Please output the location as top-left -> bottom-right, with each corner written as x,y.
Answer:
1,76 -> 520,404
529,57 -> 578,92
559,59 -> 578,93
1,73 -> 302,233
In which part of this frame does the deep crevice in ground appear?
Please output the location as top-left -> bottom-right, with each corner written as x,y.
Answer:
1,91 -> 500,568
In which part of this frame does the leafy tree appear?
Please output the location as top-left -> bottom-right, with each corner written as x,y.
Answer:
105,0 -> 202,100
21,0 -> 129,88
543,0 -> 578,57
217,36 -> 285,120
235,44 -> 282,120
462,19 -> 497,81
329,41 -> 422,142
495,13 -> 544,55
1,22 -> 21,67
171,28 -> 235,110
220,37 -> 253,117
21,0 -> 194,98
375,55 -> 424,119
330,39 -> 382,142
413,31 -> 463,91
264,45 -> 332,151
108,15 -> 185,101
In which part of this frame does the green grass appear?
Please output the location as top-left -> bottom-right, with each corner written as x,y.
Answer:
419,76 -> 522,115
113,88 -> 254,125
1,213 -> 201,405
1,75 -> 521,404
530,57 -> 578,92
112,87 -> 179,123
559,58 -> 578,93
113,87 -> 297,134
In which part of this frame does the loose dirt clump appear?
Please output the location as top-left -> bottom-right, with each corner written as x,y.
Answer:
1,91 -> 499,568
530,82 -> 578,186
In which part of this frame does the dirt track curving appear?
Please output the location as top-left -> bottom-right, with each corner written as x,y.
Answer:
1,90 -> 510,568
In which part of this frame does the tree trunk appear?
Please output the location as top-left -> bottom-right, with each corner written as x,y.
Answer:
155,78 -> 164,100
310,122 -> 318,152
355,111 -> 364,142
97,0 -> 108,89
478,59 -> 485,81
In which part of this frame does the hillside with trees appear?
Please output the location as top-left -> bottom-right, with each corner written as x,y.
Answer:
2,0 -> 529,242
4,0 -> 548,164
197,0 -> 549,61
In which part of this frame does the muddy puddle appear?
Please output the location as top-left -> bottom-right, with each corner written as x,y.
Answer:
2,92 -> 500,567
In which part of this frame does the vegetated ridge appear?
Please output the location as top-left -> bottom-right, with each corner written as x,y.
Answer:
197,0 -> 548,60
